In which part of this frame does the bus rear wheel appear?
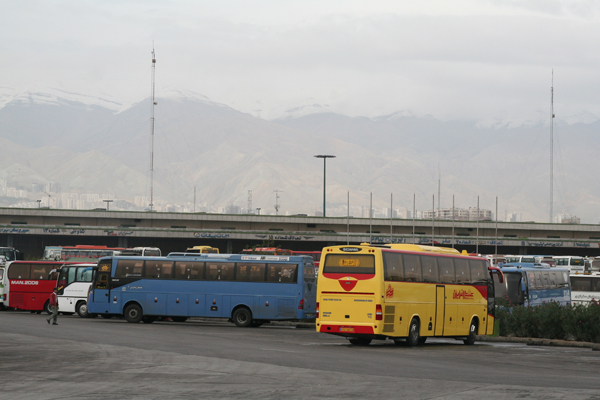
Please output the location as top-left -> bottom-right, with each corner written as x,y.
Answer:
349,338 -> 372,346
124,304 -> 143,323
76,301 -> 90,318
406,318 -> 420,347
232,307 -> 252,327
464,320 -> 477,345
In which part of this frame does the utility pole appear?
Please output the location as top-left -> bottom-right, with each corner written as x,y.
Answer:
314,155 -> 336,217
149,47 -> 157,211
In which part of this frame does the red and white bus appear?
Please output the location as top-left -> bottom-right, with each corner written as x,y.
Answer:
43,245 -> 126,261
6,261 -> 79,313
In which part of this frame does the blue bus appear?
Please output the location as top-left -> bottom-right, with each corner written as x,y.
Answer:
87,253 -> 317,326
494,263 -> 571,306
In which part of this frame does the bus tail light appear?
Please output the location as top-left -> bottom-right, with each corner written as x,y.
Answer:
298,299 -> 304,310
376,304 -> 383,320
316,302 -> 319,318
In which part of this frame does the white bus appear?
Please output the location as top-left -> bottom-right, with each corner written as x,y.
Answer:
0,256 -> 7,309
117,247 -> 162,257
570,273 -> 600,305
56,263 -> 97,317
553,256 -> 586,273
504,255 -> 538,264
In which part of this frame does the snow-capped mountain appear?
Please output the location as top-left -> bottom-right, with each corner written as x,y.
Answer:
1,87 -> 600,223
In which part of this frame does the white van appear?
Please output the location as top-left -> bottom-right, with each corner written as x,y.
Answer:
57,263 -> 97,317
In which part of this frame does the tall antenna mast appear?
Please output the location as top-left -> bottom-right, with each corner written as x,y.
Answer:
150,47 -> 156,211
437,164 -> 441,213
550,69 -> 554,223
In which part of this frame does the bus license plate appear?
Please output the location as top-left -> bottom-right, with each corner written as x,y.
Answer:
339,327 -> 355,332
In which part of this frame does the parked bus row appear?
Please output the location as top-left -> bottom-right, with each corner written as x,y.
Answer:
4,244 -> 594,346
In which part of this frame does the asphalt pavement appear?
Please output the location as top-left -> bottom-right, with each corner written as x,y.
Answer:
2,311 -> 600,399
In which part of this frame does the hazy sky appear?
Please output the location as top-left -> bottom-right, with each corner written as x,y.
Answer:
2,0 -> 600,122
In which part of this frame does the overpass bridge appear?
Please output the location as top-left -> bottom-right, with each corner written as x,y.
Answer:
1,208 -> 600,258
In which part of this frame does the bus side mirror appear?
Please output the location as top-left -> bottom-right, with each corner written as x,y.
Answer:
489,266 -> 504,284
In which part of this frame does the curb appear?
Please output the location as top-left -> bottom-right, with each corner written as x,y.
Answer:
476,335 -> 600,350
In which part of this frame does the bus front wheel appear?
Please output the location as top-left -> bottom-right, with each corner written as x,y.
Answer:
464,320 -> 478,345
76,301 -> 90,318
406,318 -> 420,347
232,307 -> 252,327
124,304 -> 143,323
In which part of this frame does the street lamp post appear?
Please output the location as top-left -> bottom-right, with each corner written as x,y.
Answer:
36,200 -> 41,208
103,199 -> 113,211
314,155 -> 336,217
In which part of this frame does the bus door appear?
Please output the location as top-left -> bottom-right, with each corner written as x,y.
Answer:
0,267 -> 6,305
302,261 -> 317,318
435,285 -> 445,336
92,262 -> 112,304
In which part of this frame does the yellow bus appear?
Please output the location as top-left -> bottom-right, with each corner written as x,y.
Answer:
185,246 -> 219,254
316,243 -> 502,346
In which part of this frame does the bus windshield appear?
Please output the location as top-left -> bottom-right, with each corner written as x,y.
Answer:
0,248 -> 17,262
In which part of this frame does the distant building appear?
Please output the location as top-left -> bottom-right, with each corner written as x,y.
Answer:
423,207 -> 492,221
556,214 -> 580,224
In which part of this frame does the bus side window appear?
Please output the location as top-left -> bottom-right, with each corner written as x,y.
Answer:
280,264 -> 297,283
383,252 -> 403,281
191,262 -> 204,280
115,260 -> 142,278
206,264 -> 219,280
236,264 -> 249,282
68,267 -> 77,285
438,257 -> 455,284
469,260 -> 487,284
454,259 -> 470,284
267,264 -> 297,283
420,255 -> 438,283
219,263 -> 235,281
572,277 -> 591,291
402,254 -> 421,282
593,278 -> 600,292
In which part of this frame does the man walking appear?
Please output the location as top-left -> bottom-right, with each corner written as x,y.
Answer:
46,287 -> 59,325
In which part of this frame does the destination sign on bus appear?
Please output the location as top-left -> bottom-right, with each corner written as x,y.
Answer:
339,258 -> 361,267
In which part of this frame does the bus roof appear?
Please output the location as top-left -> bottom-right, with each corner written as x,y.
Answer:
162,253 -> 309,262
363,243 -> 462,255
502,262 -> 569,272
